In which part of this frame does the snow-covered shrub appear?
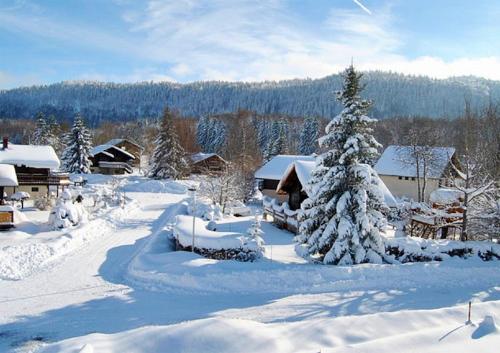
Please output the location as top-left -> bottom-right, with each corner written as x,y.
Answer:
385,237 -> 500,262
34,194 -> 56,211
247,214 -> 265,252
48,190 -> 88,229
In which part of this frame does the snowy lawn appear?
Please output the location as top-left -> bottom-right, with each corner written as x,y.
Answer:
0,175 -> 498,353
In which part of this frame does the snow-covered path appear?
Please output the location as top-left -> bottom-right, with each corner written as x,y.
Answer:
0,192 -> 187,351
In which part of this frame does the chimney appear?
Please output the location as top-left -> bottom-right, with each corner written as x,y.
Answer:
2,137 -> 8,149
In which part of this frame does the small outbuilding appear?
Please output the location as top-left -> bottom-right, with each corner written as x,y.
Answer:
189,153 -> 227,174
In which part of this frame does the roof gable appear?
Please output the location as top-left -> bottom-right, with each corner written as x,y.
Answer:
374,145 -> 455,178
105,138 -> 143,150
91,145 -> 135,160
255,155 -> 315,180
190,152 -> 226,164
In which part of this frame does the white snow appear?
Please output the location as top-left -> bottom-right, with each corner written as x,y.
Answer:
190,152 -> 225,163
0,144 -> 60,170
430,188 -> 464,204
0,174 -> 498,353
0,163 -> 18,186
255,154 -> 315,180
375,145 -> 456,178
9,191 -> 30,201
174,214 -> 260,251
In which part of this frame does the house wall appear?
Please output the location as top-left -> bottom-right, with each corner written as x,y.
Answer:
4,185 -> 49,199
379,175 -> 440,202
191,156 -> 226,174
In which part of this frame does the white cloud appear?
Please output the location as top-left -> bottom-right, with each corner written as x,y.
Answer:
2,0 -> 500,84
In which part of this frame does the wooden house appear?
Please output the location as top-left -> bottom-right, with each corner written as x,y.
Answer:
90,144 -> 135,175
263,157 -> 398,234
105,139 -> 143,167
0,137 -> 70,198
0,164 -> 18,229
254,155 -> 315,202
374,145 -> 458,202
189,153 -> 227,174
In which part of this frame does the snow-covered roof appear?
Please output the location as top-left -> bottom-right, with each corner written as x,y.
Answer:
277,160 -> 399,208
0,144 -> 60,170
190,152 -> 226,164
0,164 -> 18,187
374,145 -> 456,178
90,144 -> 135,160
255,155 -> 315,180
429,188 -> 464,204
105,138 -> 143,150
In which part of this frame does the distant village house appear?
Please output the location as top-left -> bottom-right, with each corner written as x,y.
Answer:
374,145 -> 458,202
189,153 -> 227,174
90,144 -> 136,175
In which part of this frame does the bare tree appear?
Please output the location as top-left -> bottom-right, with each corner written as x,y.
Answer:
200,163 -> 245,213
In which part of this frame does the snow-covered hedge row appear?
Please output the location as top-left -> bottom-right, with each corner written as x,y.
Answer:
385,237 -> 500,262
174,215 -> 264,262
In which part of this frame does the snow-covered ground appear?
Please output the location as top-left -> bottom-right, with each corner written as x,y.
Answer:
0,175 -> 498,353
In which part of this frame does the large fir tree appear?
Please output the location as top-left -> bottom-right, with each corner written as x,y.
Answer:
264,120 -> 288,161
149,107 -> 188,179
61,115 -> 93,174
298,117 -> 319,155
297,65 -> 389,265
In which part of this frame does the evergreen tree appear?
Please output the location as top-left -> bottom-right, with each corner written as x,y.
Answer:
264,120 -> 288,160
296,65 -> 389,265
32,112 -> 50,145
299,117 -> 319,155
196,116 -> 209,150
61,115 -> 93,174
149,107 -> 188,179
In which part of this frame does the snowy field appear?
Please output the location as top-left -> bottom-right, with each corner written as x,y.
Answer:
0,174 -> 498,353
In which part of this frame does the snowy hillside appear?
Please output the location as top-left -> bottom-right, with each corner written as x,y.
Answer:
1,72 -> 500,124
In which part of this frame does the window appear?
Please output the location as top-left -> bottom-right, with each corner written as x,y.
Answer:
398,176 -> 402,180
31,187 -> 39,192
404,177 -> 409,180
411,177 -> 416,181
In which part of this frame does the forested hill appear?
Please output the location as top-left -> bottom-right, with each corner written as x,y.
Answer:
1,72 -> 499,125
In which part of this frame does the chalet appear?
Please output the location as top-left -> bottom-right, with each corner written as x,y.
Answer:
0,138 -> 70,198
189,153 -> 227,174
90,144 -> 135,175
104,139 -> 143,167
261,157 -> 397,233
276,160 -> 398,210
255,155 -> 315,202
374,145 -> 457,202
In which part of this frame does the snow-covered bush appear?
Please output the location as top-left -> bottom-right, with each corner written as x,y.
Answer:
385,237 -> 500,262
48,190 -> 88,229
247,214 -> 265,252
34,193 -> 56,211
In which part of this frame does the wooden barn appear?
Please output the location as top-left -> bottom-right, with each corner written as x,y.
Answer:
90,144 -> 135,175
189,153 -> 227,174
105,139 -> 143,167
0,137 -> 70,198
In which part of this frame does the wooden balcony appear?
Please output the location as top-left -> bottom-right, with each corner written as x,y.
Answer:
17,172 -> 71,186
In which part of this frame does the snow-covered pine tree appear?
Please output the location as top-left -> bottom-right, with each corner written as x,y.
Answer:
61,115 -> 93,174
297,65 -> 389,265
149,107 -> 188,179
196,116 -> 209,151
299,117 -> 319,155
32,112 -> 50,145
264,120 -> 288,161
211,120 -> 227,153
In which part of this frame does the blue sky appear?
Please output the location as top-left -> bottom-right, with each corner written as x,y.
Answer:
1,0 -> 500,88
